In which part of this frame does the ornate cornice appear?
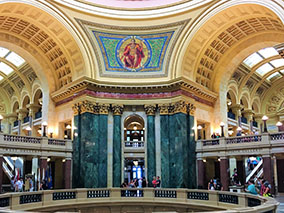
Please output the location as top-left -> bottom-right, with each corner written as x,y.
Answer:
112,104 -> 124,115
52,77 -> 217,107
144,104 -> 156,116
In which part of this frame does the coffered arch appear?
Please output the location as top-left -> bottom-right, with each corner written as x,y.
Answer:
0,1 -> 85,90
180,2 -> 284,92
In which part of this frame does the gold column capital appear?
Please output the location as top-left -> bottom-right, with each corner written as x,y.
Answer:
187,103 -> 196,116
158,104 -> 170,115
171,100 -> 187,114
112,104 -> 124,115
144,104 -> 156,116
98,103 -> 110,115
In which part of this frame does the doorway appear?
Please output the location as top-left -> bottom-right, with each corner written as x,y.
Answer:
124,158 -> 145,184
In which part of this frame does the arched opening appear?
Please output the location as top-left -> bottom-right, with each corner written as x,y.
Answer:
33,89 -> 43,120
22,96 -> 30,124
123,114 -> 145,186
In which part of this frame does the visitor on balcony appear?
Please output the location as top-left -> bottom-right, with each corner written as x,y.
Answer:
245,179 -> 258,195
208,179 -> 215,190
211,133 -> 217,138
262,180 -> 272,197
152,176 -> 157,188
156,176 -> 161,188
215,178 -> 223,191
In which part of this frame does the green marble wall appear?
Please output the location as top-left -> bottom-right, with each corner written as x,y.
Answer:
113,115 -> 121,187
160,112 -> 196,188
147,115 -> 156,186
73,112 -> 108,188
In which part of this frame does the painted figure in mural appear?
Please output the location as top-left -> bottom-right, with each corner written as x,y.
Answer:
123,38 -> 145,68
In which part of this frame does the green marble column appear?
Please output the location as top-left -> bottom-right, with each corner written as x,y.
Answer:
112,105 -> 124,187
159,104 -> 170,187
99,114 -> 108,187
188,112 -> 196,189
145,105 -> 156,187
72,114 -> 80,188
72,101 -> 109,188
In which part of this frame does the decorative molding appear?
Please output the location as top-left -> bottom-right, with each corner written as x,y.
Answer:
188,103 -> 196,116
112,104 -> 124,115
52,77 -> 217,108
144,104 -> 156,115
170,100 -> 187,114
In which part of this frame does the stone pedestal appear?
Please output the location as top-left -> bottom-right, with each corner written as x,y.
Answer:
220,157 -> 229,191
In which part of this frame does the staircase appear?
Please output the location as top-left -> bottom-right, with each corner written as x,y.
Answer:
246,159 -> 263,183
2,157 -> 23,180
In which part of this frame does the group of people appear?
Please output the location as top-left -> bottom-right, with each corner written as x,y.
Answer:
120,176 -> 161,188
245,178 -> 272,197
208,178 -> 223,191
11,176 -> 33,192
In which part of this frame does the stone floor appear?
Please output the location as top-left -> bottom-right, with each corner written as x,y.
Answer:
276,194 -> 284,213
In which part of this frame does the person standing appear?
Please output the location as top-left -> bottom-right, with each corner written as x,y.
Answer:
156,176 -> 161,188
152,176 -> 157,188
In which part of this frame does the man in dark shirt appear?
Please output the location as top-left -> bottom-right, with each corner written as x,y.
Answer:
156,176 -> 161,188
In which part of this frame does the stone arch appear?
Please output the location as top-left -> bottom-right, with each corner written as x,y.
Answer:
0,1 -> 86,89
227,80 -> 239,105
12,100 -> 19,113
251,97 -> 261,113
178,1 -> 284,92
240,91 -> 250,109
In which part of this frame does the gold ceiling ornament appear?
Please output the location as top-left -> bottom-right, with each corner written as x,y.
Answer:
112,104 -> 124,115
158,104 -> 170,115
144,104 -> 156,116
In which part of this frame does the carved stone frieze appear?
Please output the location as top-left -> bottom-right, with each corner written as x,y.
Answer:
144,104 -> 156,116
112,104 -> 124,115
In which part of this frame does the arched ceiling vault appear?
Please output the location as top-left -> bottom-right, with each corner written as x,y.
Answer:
0,2 -> 85,90
181,3 -> 284,92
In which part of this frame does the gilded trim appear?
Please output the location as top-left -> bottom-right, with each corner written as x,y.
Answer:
112,104 -> 124,115
144,104 -> 156,116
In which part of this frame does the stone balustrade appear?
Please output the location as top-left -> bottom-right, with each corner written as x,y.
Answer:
0,188 -> 278,212
0,133 -> 72,157
124,141 -> 144,148
197,132 -> 284,157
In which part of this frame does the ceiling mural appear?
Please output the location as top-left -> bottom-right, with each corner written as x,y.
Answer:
93,32 -> 173,72
77,19 -> 189,78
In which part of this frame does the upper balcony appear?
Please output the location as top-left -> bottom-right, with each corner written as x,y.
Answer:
0,133 -> 72,157
124,141 -> 145,153
196,132 -> 284,157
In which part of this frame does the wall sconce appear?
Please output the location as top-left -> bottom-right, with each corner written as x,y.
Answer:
262,115 -> 268,133
276,121 -> 282,132
197,125 -> 202,140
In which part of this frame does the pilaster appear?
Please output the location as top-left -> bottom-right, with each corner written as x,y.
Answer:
112,104 -> 124,187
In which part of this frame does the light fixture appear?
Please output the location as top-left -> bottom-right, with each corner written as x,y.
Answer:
197,125 -> 202,140
124,128 -> 127,130
228,130 -> 234,135
197,125 -> 202,130
227,101 -> 232,106
0,114 -> 3,120
37,129 -> 42,135
220,122 -> 225,127
218,158 -> 221,162
202,159 -> 206,163
220,122 -> 225,137
25,126 -> 32,131
262,115 -> 268,133
74,132 -> 78,137
62,159 -> 66,163
276,121 -> 282,132
11,156 -> 18,161
47,158 -> 51,162
237,127 -> 242,131
133,125 -> 137,131
48,128 -> 54,138
64,135 -> 68,139
133,160 -> 138,166
42,121 -> 48,126
42,121 -> 48,137
66,124 -> 71,129
72,126 -> 77,130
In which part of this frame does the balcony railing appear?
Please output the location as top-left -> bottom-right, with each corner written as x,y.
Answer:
197,132 -> 284,155
0,188 -> 277,212
0,133 -> 72,155
124,141 -> 144,148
